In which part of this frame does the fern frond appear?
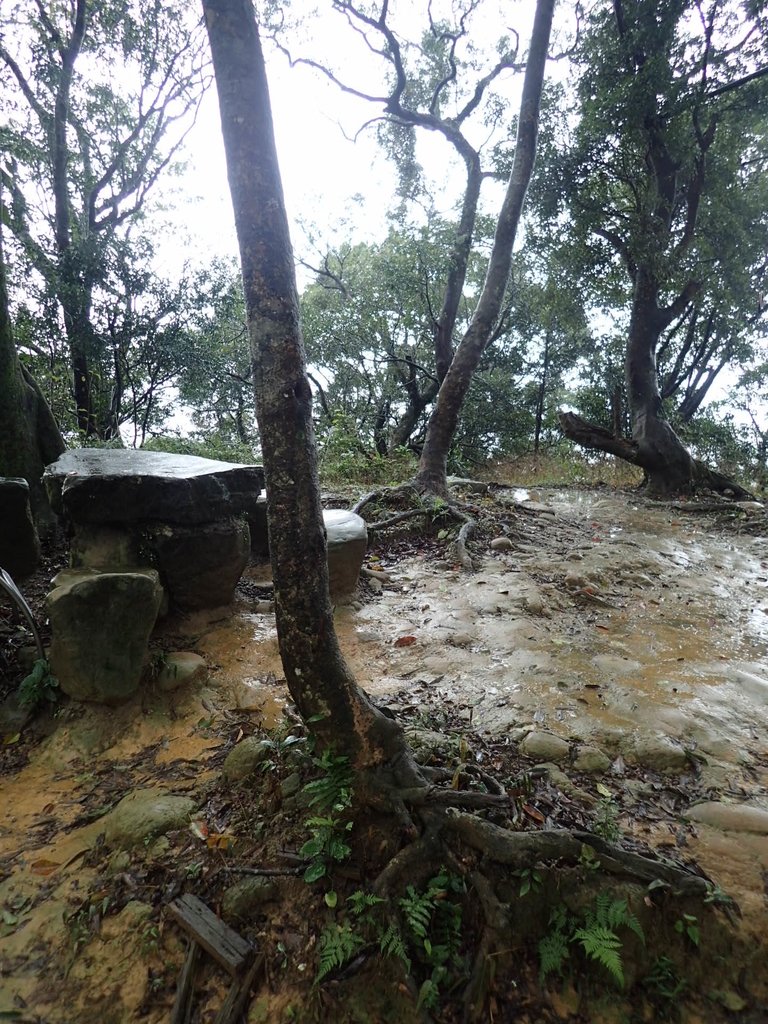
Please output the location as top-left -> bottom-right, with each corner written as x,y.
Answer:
573,925 -> 624,986
539,928 -> 569,981
315,923 -> 365,982
380,922 -> 411,971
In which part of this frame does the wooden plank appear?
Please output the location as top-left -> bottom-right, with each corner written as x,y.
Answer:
170,941 -> 200,1024
214,952 -> 265,1024
167,894 -> 252,976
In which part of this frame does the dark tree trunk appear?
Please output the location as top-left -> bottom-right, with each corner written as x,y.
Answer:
413,0 -> 555,497
202,0 -> 408,773
560,267 -> 755,499
624,270 -> 697,495
0,229 -> 65,523
533,328 -> 551,452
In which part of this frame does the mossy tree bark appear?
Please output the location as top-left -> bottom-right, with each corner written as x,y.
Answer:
0,228 -> 65,521
202,0 -> 410,774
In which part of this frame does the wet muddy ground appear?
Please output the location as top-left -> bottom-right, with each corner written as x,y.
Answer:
1,485 -> 767,1022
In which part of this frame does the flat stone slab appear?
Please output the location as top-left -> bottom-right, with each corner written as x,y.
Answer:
686,801 -> 768,834
44,449 -> 264,525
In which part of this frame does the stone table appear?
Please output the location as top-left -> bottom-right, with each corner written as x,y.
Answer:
44,449 -> 264,611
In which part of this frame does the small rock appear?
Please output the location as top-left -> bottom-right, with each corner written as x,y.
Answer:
573,745 -> 611,773
102,789 -> 197,849
685,801 -> 768,834
280,771 -> 302,799
544,765 -> 596,806
490,537 -> 514,552
254,600 -> 274,614
222,737 -> 275,782
627,735 -> 688,772
447,631 -> 475,647
155,652 -> 207,692
520,731 -> 570,762
222,878 -> 279,922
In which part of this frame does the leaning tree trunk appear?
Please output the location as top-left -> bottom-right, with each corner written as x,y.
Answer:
413,0 -> 555,497
560,267 -> 754,500
202,0 -> 410,776
0,227 -> 66,524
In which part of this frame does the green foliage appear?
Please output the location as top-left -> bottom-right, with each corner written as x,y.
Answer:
514,867 -> 543,898
644,955 -> 687,1006
539,893 -> 644,989
300,750 -> 354,885
302,749 -> 353,812
674,914 -> 700,948
315,923 -> 366,982
17,659 -> 59,711
592,797 -> 621,843
142,433 -> 258,465
400,870 -> 466,1011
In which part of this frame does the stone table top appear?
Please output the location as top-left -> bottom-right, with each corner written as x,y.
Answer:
44,449 -> 265,525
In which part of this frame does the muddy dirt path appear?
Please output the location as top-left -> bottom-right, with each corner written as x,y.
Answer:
2,486 -> 768,1021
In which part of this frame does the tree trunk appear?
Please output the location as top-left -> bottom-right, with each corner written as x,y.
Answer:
202,0 -> 408,774
624,270 -> 697,495
0,229 -> 65,523
413,0 -> 555,497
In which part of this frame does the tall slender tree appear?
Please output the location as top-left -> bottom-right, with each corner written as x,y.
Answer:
201,0 -> 414,781
1,0 -> 208,435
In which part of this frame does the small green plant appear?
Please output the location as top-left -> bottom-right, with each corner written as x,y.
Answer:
514,867 -> 543,897
17,659 -> 59,711
300,814 -> 353,883
140,922 -> 160,957
400,869 -> 466,1011
539,893 -> 644,988
302,749 -> 353,811
674,913 -> 700,948
299,748 -> 354,885
592,796 -> 621,842
315,922 -> 366,981
644,955 -> 687,1004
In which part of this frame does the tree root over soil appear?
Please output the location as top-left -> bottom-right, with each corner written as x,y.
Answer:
352,482 -> 482,568
350,745 -> 715,1023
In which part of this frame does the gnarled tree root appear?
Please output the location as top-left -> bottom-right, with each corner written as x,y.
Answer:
443,810 -> 708,895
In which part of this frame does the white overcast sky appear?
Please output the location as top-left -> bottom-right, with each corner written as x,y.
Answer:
169,1 -> 540,278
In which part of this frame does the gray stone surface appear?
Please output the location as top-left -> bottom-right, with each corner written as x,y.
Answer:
573,745 -> 611,773
102,788 -> 197,849
0,477 -> 40,579
47,568 -> 163,703
221,878 -> 278,922
44,449 -> 264,525
155,652 -> 207,692
222,737 -> 275,782
325,509 -> 367,597
149,516 -> 250,610
520,730 -> 570,762
685,801 -> 768,834
626,734 -> 689,772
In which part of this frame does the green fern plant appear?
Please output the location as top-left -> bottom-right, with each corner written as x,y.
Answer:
302,749 -> 353,811
540,893 -> 644,988
315,923 -> 365,982
400,870 -> 466,1011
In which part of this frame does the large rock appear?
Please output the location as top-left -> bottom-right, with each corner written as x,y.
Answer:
325,509 -> 367,597
44,449 -> 264,525
47,568 -> 163,703
148,517 -> 250,610
102,788 -> 197,849
44,450 -> 260,610
0,477 -> 40,579
247,505 -> 367,598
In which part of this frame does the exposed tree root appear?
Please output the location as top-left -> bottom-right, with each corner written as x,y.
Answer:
443,810 -> 708,895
